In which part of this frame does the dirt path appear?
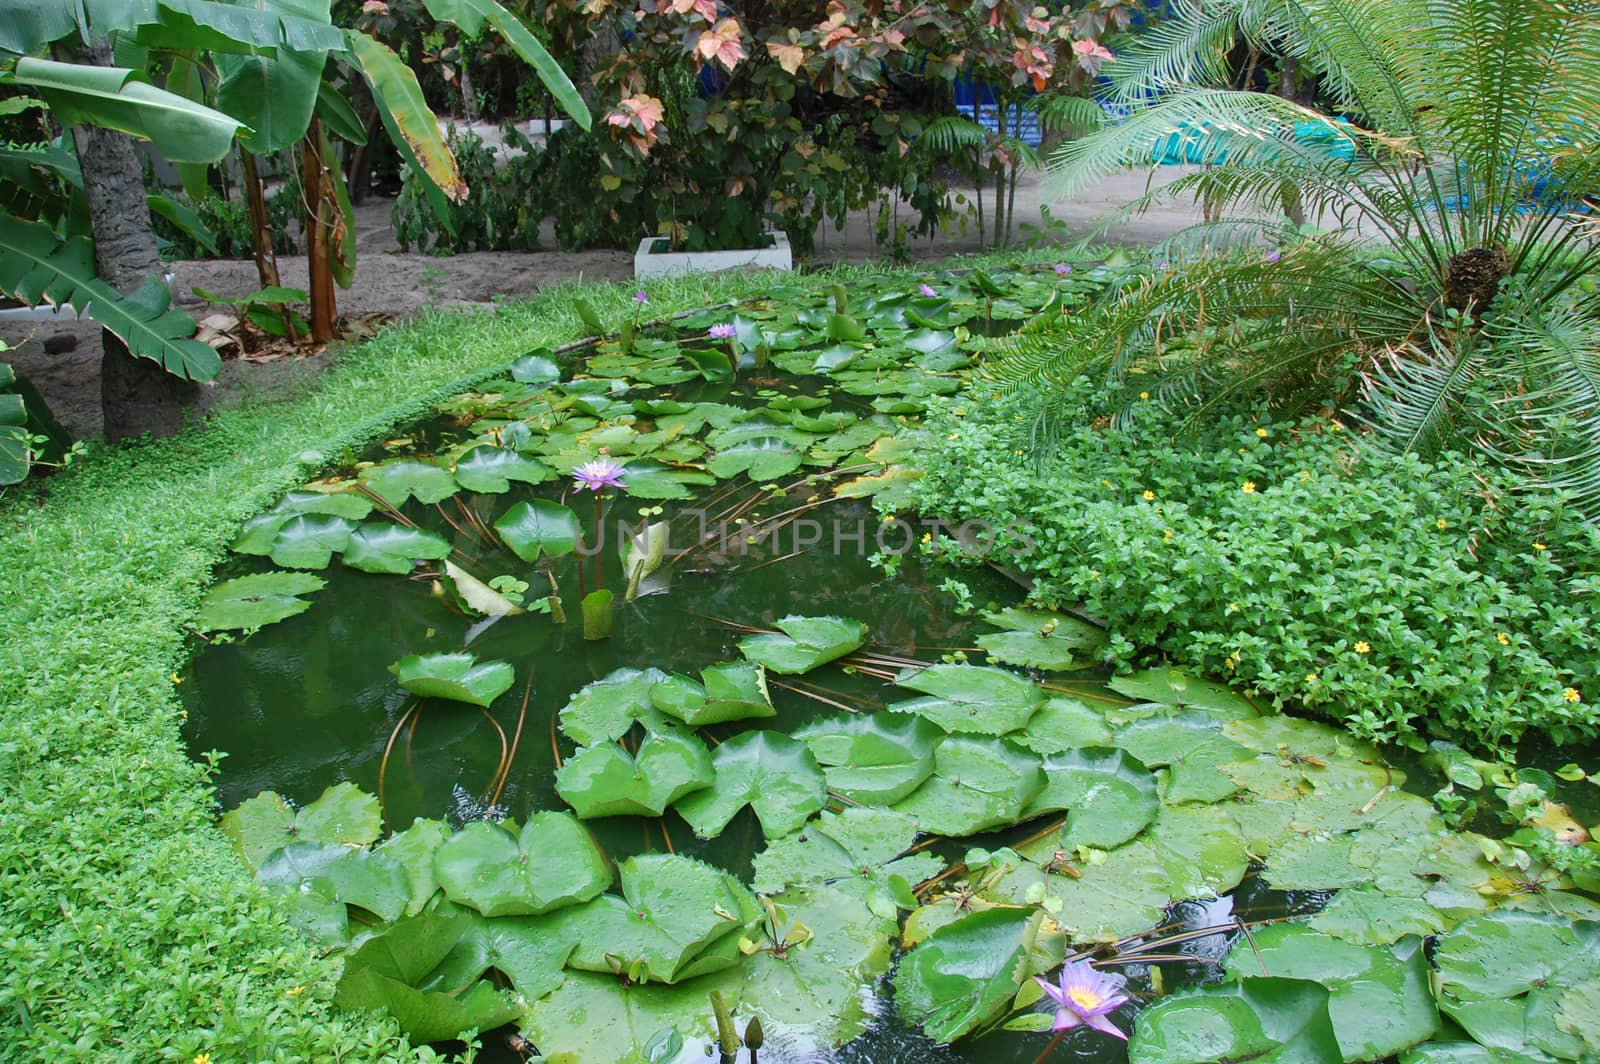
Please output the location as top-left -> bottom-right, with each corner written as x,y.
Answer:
2,168 -> 1204,440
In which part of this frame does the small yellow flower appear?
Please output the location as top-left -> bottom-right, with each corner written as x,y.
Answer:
1564,687 -> 1582,703
286,985 -> 305,996
1140,391 -> 1150,400
1225,603 -> 1240,615
1142,490 -> 1155,501
1256,427 -> 1269,438
1241,481 -> 1257,494
1355,641 -> 1371,654
1496,632 -> 1510,646
1014,449 -> 1024,455
1298,469 -> 1310,481
194,1055 -> 212,1064
171,673 -> 183,686
948,433 -> 960,441
1534,543 -> 1548,551
1101,479 -> 1112,488
952,408 -> 966,417
1163,529 -> 1174,542
920,533 -> 932,543
1330,423 -> 1342,432
1437,519 -> 1448,530
1225,655 -> 1237,671
1305,673 -> 1319,683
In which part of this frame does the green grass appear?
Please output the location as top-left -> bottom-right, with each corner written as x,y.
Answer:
0,259 -> 983,1062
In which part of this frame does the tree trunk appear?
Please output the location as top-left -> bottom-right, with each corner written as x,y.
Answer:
1277,59 -> 1307,226
76,42 -> 197,443
302,116 -> 337,342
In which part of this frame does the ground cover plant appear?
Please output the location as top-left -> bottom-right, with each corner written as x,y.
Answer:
180,263 -> 1600,1060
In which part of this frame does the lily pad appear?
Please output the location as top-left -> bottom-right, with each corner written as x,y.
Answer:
706,437 -> 804,481
1000,840 -> 1176,942
650,662 -> 774,726
219,781 -> 383,869
751,806 -> 943,895
889,663 -> 1045,736
1309,888 -> 1446,946
1009,695 -> 1115,754
1114,711 -> 1249,804
617,459 -> 719,499
793,712 -> 943,804
390,652 -> 515,708
894,906 -> 1042,1044
375,817 -> 451,917
893,736 -> 1045,836
442,560 -> 525,617
737,615 -> 868,674
555,727 -> 714,818
341,523 -> 451,575
1129,977 -> 1343,1064
1109,667 -> 1259,719
433,814 -> 612,917
451,445 -> 554,494
558,667 -> 671,745
420,904 -> 578,1008
509,351 -> 561,384
976,607 -> 1107,671
494,499 -> 581,560
257,841 -> 411,924
196,571 -> 325,632
674,731 -> 826,839
560,854 -> 758,983
360,459 -> 460,508
267,513 -> 357,569
1021,747 -> 1159,849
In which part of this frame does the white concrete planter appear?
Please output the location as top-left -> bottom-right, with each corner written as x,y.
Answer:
634,232 -> 792,280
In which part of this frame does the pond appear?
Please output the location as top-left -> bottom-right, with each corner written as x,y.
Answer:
183,267 -> 1600,1064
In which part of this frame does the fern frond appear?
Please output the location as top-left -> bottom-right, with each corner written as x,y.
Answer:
1027,92 -> 1106,138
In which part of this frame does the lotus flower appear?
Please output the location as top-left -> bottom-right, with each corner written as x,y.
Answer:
1034,959 -> 1129,1039
1054,263 -> 1072,275
573,457 -> 627,492
919,283 -> 938,298
633,290 -> 649,304
709,323 -> 736,339
1265,249 -> 1282,264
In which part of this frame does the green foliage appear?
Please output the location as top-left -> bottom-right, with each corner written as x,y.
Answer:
910,385 -> 1600,751
152,185 -> 300,260
391,125 -> 546,254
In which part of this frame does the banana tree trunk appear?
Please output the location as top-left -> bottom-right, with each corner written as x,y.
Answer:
301,116 -> 337,343
76,42 -> 197,442
239,148 -> 282,291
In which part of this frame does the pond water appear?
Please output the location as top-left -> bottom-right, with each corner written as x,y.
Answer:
182,270 -> 1600,1064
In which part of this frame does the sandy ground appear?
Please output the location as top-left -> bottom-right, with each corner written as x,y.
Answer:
2,168 -> 1205,441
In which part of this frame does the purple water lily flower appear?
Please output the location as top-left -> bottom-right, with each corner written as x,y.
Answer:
1034,959 -> 1129,1040
1265,249 -> 1282,264
918,283 -> 938,298
1054,263 -> 1072,275
573,456 -> 627,492
633,290 -> 649,304
708,322 -> 736,339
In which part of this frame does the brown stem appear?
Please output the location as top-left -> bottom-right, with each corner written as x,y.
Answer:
378,701 -> 422,828
300,116 -> 336,342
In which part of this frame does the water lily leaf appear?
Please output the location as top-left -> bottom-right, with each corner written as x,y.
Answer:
893,736 -> 1044,836
893,906 -> 1041,1043
390,652 -> 515,708
1021,747 -> 1159,849
650,662 -> 774,726
1145,802 -> 1253,897
335,913 -> 521,1044
1309,888 -> 1446,946
434,814 -> 612,918
674,731 -> 826,839
616,459 -> 718,499
793,712 -> 942,804
888,663 -> 1045,735
375,817 -> 450,916
1113,711 -> 1248,803
705,436 -> 804,481
258,841 -> 411,924
442,560 -> 524,616
751,806 -> 942,895
1224,925 -> 1440,1063
1001,840 -> 1174,942
1009,695 -> 1115,754
1554,981 -> 1600,1053
495,499 -> 581,560
523,966 -> 741,1060
1129,977 -> 1342,1064
1109,667 -> 1259,719
903,328 -> 958,356
832,465 -> 922,507
1398,1042 -> 1560,1064
232,491 -> 372,554
1434,911 -> 1600,1000
558,667 -> 671,745
509,351 -> 561,384
561,854 -> 759,983
360,459 -> 460,507
420,903 -> 578,1003
1225,717 -> 1381,763
976,607 -> 1107,671
737,615 -> 868,674
341,523 -> 451,574
196,570 -> 325,632
451,445 -> 554,494
555,727 -> 714,818
267,513 -> 357,569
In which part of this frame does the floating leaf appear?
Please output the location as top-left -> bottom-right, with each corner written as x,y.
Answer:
893,906 -> 1041,1043
231,491 -> 371,554
1224,925 -> 1440,1063
451,445 -> 554,494
1000,840 -> 1175,942
390,652 -> 515,708
705,437 -> 804,481
1009,695 -> 1115,754
433,814 -> 612,917
893,736 -> 1044,836
442,560 -> 524,616
793,712 -> 942,804
751,806 -> 944,897
523,968 -> 740,1060
196,570 -> 325,632
495,498 -> 581,560
650,662 -> 774,726
1114,711 -> 1249,804
558,667 -> 671,745
375,817 -> 451,917
267,513 -> 356,569
360,459 -> 460,507
888,663 -> 1045,735
1109,667 -> 1259,719
976,607 -> 1107,671
555,727 -> 714,818
560,854 -> 758,983
617,459 -> 718,499
1145,803 -> 1252,898
674,731 -> 826,839
258,841 -> 411,924
737,615 -> 868,674
1129,977 -> 1343,1064
341,523 -> 451,575
509,351 -> 561,384
1310,889 -> 1446,946
421,903 -> 578,1004
1021,747 -> 1159,849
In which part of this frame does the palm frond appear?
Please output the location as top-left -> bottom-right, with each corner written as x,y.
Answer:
1027,92 -> 1107,138
916,115 -> 987,155
1101,0 -> 1248,101
1354,324 -> 1485,457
